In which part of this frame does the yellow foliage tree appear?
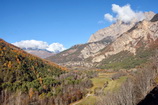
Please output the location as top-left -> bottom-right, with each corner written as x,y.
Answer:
8,61 -> 12,69
29,88 -> 34,99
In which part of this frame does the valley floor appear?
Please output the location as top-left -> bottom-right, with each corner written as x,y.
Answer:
71,72 -> 127,105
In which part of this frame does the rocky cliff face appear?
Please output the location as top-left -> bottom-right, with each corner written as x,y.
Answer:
88,11 -> 155,43
47,12 -> 158,69
46,37 -> 113,68
92,18 -> 158,63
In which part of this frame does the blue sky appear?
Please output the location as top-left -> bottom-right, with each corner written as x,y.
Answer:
0,0 -> 158,49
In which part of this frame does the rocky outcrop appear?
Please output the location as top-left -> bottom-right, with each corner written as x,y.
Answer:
46,38 -> 112,67
81,38 -> 112,59
88,12 -> 155,43
88,21 -> 135,43
92,17 -> 158,63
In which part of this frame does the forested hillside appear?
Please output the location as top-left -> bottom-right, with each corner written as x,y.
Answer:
0,39 -> 94,105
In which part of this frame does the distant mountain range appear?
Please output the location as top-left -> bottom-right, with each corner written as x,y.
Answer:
24,48 -> 55,58
12,40 -> 65,58
46,12 -> 158,70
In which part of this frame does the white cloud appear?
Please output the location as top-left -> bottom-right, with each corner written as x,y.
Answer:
12,40 -> 66,53
104,13 -> 115,22
46,43 -> 66,53
13,40 -> 48,49
104,4 -> 145,23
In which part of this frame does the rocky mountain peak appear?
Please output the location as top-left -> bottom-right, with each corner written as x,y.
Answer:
88,12 -> 155,43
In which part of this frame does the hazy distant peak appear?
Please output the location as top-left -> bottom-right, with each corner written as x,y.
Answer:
12,40 -> 66,53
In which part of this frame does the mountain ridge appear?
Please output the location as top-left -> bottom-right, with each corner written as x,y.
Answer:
88,11 -> 155,43
47,12 -> 158,70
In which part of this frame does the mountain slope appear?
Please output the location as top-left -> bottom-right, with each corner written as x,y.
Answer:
47,13 -> 158,69
0,39 -> 66,102
0,39 -> 95,105
0,38 -> 66,86
93,19 -> 158,63
47,37 -> 113,68
92,14 -> 158,69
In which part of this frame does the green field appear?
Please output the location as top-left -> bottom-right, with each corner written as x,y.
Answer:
75,96 -> 97,105
72,72 -> 127,105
